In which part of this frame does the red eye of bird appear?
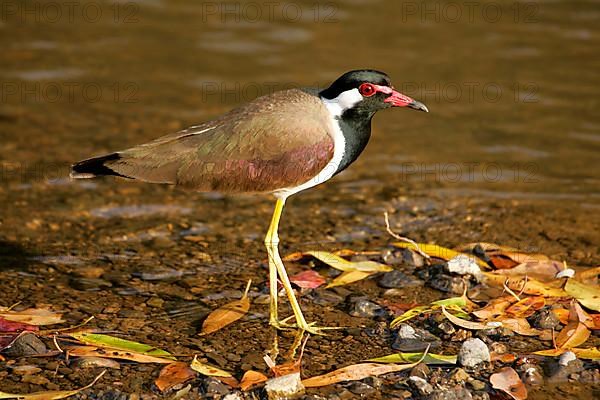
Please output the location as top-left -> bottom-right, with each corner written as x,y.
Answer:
359,83 -> 376,97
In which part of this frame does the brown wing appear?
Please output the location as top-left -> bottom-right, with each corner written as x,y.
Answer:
99,89 -> 334,193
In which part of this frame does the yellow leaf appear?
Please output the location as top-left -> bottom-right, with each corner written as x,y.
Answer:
393,242 -> 488,268
240,370 -> 268,391
305,251 -> 392,272
482,273 -> 567,297
565,279 -> 600,311
200,280 -> 251,335
326,270 -> 375,288
0,308 -> 64,326
534,347 -> 600,360
390,306 -> 430,328
556,322 -> 590,349
67,346 -> 173,364
441,306 -> 502,330
368,352 -> 456,365
190,355 -> 233,377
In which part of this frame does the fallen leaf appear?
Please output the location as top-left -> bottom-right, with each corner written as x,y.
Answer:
472,297 -> 514,320
155,362 -> 196,393
533,347 -> 600,359
190,355 -> 233,378
576,266 -> 600,285
66,346 -> 173,363
505,296 -> 546,318
240,370 -> 268,391
441,306 -> 502,330
393,242 -> 488,268
302,361 -> 419,388
390,306 -> 430,328
326,270 -> 375,288
70,332 -> 174,360
431,295 -> 477,312
556,322 -> 590,349
0,308 -> 64,326
455,242 -> 520,253
0,370 -> 104,399
482,273 -> 567,297
490,261 -> 565,281
367,352 -> 456,365
305,251 -> 392,273
490,353 -> 517,363
200,280 -> 251,335
552,308 -> 570,325
497,317 -> 545,337
565,278 -> 600,311
490,367 -> 527,400
289,270 -> 326,289
0,317 -> 38,332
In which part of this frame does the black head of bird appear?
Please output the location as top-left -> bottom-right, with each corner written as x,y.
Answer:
71,69 -> 428,334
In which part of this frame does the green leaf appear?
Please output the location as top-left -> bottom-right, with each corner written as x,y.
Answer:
390,306 -> 430,328
70,333 -> 175,360
368,352 -> 457,365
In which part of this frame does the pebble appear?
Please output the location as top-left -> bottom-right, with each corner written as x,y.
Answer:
458,338 -> 490,367
446,255 -> 483,281
70,277 -> 113,291
428,273 -> 466,294
135,269 -> 185,281
451,368 -> 470,382
378,270 -> 423,288
392,324 -> 441,352
531,308 -> 560,329
265,372 -> 304,400
409,363 -> 430,379
73,356 -> 121,369
347,381 -> 376,396
223,393 -> 244,400
469,380 -> 487,391
3,332 -> 47,357
306,289 -> 345,306
204,378 -> 230,396
429,387 -> 473,400
408,376 -> 434,396
146,297 -> 164,308
401,248 -> 425,267
11,365 -> 42,375
21,374 -> 50,385
349,300 -> 385,318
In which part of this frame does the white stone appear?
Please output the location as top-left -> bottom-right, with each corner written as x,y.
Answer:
446,255 -> 483,281
458,338 -> 490,367
558,351 -> 577,366
265,372 -> 304,400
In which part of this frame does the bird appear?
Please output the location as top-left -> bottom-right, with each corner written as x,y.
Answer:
71,69 -> 428,334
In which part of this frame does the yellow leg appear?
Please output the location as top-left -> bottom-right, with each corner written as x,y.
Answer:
264,198 -> 339,335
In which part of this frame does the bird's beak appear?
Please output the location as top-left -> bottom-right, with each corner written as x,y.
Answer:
384,89 -> 429,112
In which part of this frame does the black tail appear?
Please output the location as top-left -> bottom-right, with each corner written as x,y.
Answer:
70,153 -> 128,179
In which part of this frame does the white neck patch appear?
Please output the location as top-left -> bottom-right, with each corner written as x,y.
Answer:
321,88 -> 363,117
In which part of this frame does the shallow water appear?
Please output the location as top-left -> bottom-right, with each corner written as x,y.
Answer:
0,0 -> 598,398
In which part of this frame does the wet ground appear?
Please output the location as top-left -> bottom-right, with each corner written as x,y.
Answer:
1,0 -> 599,398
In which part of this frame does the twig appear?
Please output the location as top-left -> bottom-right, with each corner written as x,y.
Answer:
384,212 -> 430,260
502,278 -> 521,302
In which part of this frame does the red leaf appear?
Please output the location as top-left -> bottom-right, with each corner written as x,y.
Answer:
0,316 -> 39,332
289,270 -> 326,289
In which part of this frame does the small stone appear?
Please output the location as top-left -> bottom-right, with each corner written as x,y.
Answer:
347,381 -> 375,395
428,274 -> 467,294
410,363 -> 430,379
469,380 -> 487,391
451,368 -> 470,382
408,376 -> 433,396
3,332 -> 47,357
146,297 -> 165,308
135,269 -> 185,281
429,387 -> 473,400
378,270 -> 423,288
446,255 -> 482,281
22,374 -> 50,385
458,338 -> 490,367
488,342 -> 508,354
401,248 -> 425,267
531,308 -> 560,329
265,372 -> 304,400
349,300 -> 385,318
73,266 -> 105,279
521,366 -> 544,386
73,356 -> 121,369
438,321 -> 456,335
393,324 -> 441,352
70,277 -> 112,291
223,393 -> 244,400
204,378 -> 230,395
12,365 -> 42,375
306,289 -> 345,306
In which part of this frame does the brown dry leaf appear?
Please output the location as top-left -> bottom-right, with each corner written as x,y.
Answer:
497,317 -> 545,337
482,273 -> 567,297
326,270 -> 375,288
66,346 -> 173,364
576,266 -> 600,285
556,322 -> 590,349
200,280 -> 251,335
302,361 -> 419,388
0,308 -> 64,326
190,356 -> 239,387
534,347 -> 600,360
490,353 -> 517,363
441,306 -> 502,330
564,278 -> 600,311
0,371 -> 104,400
490,260 -> 564,281
240,370 -> 268,391
553,308 -> 570,325
155,362 -> 196,393
490,367 -> 527,400
472,297 -> 515,320
505,296 -> 546,318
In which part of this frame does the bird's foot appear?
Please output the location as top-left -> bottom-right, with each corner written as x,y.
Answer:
270,316 -> 341,336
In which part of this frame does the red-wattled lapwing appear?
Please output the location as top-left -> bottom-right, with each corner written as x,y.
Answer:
71,70 -> 428,334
